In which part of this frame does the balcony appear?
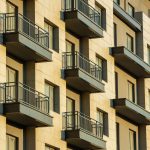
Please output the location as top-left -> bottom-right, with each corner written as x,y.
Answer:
113,2 -> 142,31
62,51 -> 105,93
111,46 -> 150,78
0,13 -> 52,62
112,98 -> 150,125
0,82 -> 53,127
61,0 -> 103,38
62,111 -> 106,149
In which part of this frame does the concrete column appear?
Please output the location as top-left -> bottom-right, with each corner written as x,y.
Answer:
24,61 -> 35,89
135,12 -> 144,59
80,93 -> 90,116
138,125 -> 147,150
24,127 -> 36,150
80,38 -> 89,58
137,78 -> 145,108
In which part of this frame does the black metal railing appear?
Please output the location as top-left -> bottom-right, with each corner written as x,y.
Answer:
62,0 -> 102,27
62,111 -> 103,139
62,51 -> 102,81
0,13 -> 49,48
0,82 -> 49,114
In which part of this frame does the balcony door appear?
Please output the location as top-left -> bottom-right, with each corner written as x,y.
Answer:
66,40 -> 74,68
6,1 -> 18,32
66,97 -> 75,129
6,67 -> 18,102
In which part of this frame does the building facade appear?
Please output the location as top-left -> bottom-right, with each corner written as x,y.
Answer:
0,0 -> 150,150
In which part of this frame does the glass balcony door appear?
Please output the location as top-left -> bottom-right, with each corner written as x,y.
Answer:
66,97 -> 75,129
6,67 -> 18,102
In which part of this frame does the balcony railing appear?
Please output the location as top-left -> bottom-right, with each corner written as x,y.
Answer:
62,0 -> 102,27
0,82 -> 49,114
0,13 -> 49,48
63,111 -> 103,139
62,51 -> 102,81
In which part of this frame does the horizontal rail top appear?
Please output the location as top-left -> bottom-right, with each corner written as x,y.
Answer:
0,82 -> 50,114
62,0 -> 103,27
62,51 -> 102,81
63,111 -> 103,139
0,13 -> 49,48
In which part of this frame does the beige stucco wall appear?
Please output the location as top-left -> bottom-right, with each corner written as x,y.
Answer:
115,66 -> 137,102
113,15 -> 136,51
7,124 -> 23,150
116,116 -> 139,150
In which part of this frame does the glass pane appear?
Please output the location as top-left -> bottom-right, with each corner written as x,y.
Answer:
49,25 -> 53,49
7,2 -> 15,13
128,4 -> 134,17
128,81 -> 134,102
129,130 -> 136,150
7,134 -> 17,150
127,34 -> 133,52
95,5 -> 102,26
66,98 -> 74,112
97,110 -> 103,124
45,83 -> 54,111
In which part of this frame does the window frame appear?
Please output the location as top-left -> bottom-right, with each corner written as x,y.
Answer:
128,3 -> 135,17
6,66 -> 18,83
129,129 -> 136,150
127,80 -> 135,103
97,108 -> 109,136
126,33 -> 134,52
6,134 -> 18,150
45,80 -> 60,114
116,122 -> 120,150
45,144 -> 60,150
147,45 -> 150,65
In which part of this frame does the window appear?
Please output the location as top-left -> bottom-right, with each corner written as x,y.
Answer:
96,55 -> 107,82
6,1 -> 17,13
95,5 -> 102,27
45,82 -> 60,113
127,81 -> 135,103
116,123 -> 120,150
44,22 -> 54,49
66,40 -> 74,53
44,20 -> 59,52
6,66 -> 17,83
95,3 -> 106,30
147,45 -> 150,65
126,34 -> 134,52
6,134 -> 18,150
6,67 -> 18,102
114,0 -> 120,5
129,130 -> 136,150
97,109 -> 109,136
113,23 -> 117,47
96,56 -> 103,80
45,145 -> 59,150
128,3 -> 134,17
66,97 -> 75,112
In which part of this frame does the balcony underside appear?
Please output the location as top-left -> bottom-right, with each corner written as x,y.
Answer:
113,2 -> 142,31
65,130 -> 106,150
3,102 -> 53,127
112,98 -> 150,125
111,47 -> 150,78
64,68 -> 105,93
3,32 -> 52,62
63,11 -> 103,38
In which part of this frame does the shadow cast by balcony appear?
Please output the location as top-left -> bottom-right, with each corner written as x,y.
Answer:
0,82 -> 53,127
62,0 -> 103,38
110,46 -> 150,78
112,98 -> 150,125
0,13 -> 52,62
62,52 -> 105,93
62,112 -> 106,150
